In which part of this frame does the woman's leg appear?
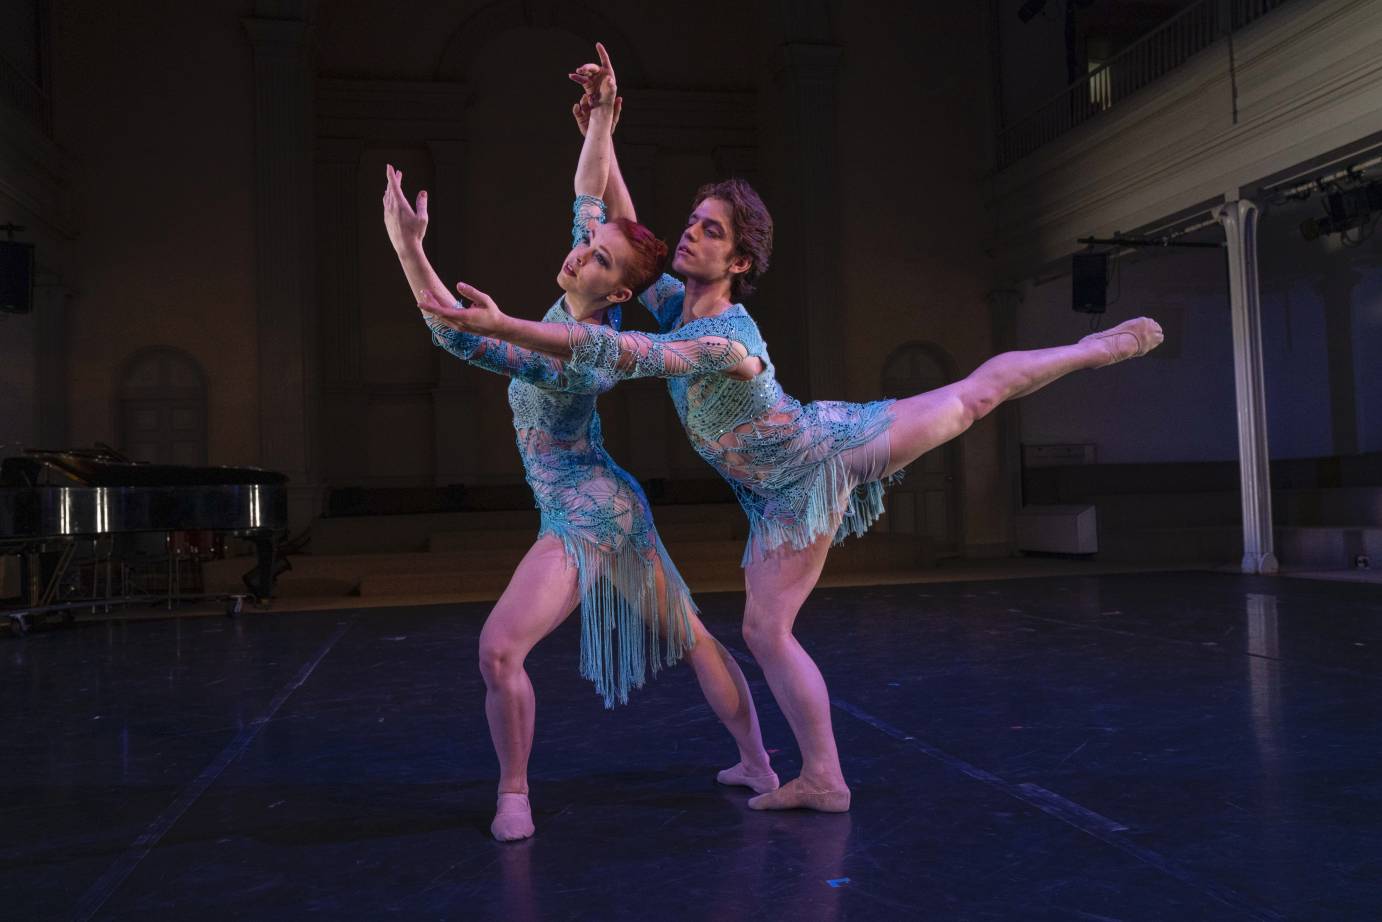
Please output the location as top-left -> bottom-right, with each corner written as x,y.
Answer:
634,549 -> 777,790
738,533 -> 850,812
682,612 -> 778,791
479,535 -> 581,840
882,317 -> 1162,477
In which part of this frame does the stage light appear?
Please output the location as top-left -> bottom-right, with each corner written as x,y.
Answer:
1299,180 -> 1382,242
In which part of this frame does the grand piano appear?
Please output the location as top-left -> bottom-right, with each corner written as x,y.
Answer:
1,448 -> 288,632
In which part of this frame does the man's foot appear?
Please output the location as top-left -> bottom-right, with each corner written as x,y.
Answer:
490,792 -> 535,841
1081,317 -> 1163,365
717,762 -> 781,794
747,777 -> 851,813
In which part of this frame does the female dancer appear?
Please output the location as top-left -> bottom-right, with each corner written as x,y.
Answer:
420,46 -> 1163,814
383,52 -> 776,841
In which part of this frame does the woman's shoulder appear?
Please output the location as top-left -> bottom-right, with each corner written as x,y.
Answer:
540,297 -> 573,324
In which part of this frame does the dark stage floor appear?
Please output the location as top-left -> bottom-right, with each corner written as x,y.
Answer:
6,572 -> 1381,921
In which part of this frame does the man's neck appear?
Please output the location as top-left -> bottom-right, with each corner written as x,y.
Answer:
681,276 -> 736,322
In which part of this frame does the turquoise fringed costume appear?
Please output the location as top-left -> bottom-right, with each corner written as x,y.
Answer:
562,274 -> 900,565
425,200 -> 695,706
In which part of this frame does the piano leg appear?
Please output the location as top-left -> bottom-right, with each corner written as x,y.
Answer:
26,552 -> 41,607
243,533 -> 278,601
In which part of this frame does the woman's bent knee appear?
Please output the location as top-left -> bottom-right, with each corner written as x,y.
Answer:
478,641 -> 523,685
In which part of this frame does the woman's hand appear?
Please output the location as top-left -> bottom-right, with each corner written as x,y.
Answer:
573,94 -> 622,137
568,42 -> 618,109
382,164 -> 428,252
417,283 -> 508,337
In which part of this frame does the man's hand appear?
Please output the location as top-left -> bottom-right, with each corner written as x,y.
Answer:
573,94 -> 622,137
568,42 -> 618,109
417,283 -> 508,337
382,164 -> 428,252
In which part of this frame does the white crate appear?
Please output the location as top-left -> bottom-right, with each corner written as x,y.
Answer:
1016,504 -> 1098,554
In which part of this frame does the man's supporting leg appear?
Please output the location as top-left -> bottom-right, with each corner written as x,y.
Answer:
741,534 -> 851,812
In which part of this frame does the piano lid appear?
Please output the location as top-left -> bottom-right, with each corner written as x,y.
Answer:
2,448 -> 289,489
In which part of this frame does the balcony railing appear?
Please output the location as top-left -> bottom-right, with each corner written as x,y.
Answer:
997,0 -> 1293,168
0,52 -> 52,137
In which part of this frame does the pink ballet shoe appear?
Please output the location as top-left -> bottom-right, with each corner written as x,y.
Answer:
1080,317 -> 1163,365
716,762 -> 781,794
490,792 -> 535,842
747,777 -> 851,813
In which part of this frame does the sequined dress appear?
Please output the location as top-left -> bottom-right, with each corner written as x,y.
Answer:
562,275 -> 900,565
423,203 -> 695,706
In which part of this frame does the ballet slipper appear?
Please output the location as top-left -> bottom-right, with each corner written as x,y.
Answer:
716,762 -> 781,794
747,777 -> 851,813
490,792 -> 535,841
1080,316 -> 1163,365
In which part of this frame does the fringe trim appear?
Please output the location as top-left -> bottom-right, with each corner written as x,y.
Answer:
551,530 -> 698,708
740,457 -> 906,567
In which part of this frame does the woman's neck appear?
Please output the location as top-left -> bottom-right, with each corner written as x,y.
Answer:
564,293 -> 609,325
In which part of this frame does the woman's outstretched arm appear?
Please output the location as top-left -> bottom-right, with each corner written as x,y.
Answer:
382,164 -> 452,310
383,170 -> 577,388
425,312 -> 577,389
420,283 -> 751,381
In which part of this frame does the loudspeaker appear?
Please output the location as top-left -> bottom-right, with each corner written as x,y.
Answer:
1071,251 -> 1107,314
0,242 -> 35,314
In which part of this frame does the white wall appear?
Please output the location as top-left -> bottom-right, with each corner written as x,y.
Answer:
1016,199 -> 1382,464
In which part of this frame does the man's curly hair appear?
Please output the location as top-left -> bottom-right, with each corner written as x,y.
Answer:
691,178 -> 773,301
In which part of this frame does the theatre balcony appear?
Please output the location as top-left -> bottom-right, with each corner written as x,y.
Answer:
987,0 -> 1382,279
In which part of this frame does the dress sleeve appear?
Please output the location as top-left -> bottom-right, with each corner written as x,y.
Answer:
636,273 -> 685,332
572,194 -> 607,248
564,318 -> 751,382
427,316 -> 573,388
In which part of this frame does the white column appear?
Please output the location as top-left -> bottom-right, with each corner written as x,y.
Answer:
1213,198 -> 1278,574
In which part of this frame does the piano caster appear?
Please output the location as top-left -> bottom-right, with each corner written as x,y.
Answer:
7,614 -> 29,636
225,594 -> 247,617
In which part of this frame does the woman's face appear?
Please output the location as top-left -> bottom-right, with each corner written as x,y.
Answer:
556,222 -> 633,305
673,197 -> 744,284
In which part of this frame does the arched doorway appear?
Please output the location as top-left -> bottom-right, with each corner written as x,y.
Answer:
118,347 -> 208,465
880,342 -> 962,555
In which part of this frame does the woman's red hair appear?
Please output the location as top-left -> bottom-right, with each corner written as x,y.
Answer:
610,217 -> 669,298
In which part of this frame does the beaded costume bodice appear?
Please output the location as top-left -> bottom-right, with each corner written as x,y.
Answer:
430,302 -> 630,540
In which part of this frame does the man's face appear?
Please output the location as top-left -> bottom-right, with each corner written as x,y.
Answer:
672,197 -> 744,285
